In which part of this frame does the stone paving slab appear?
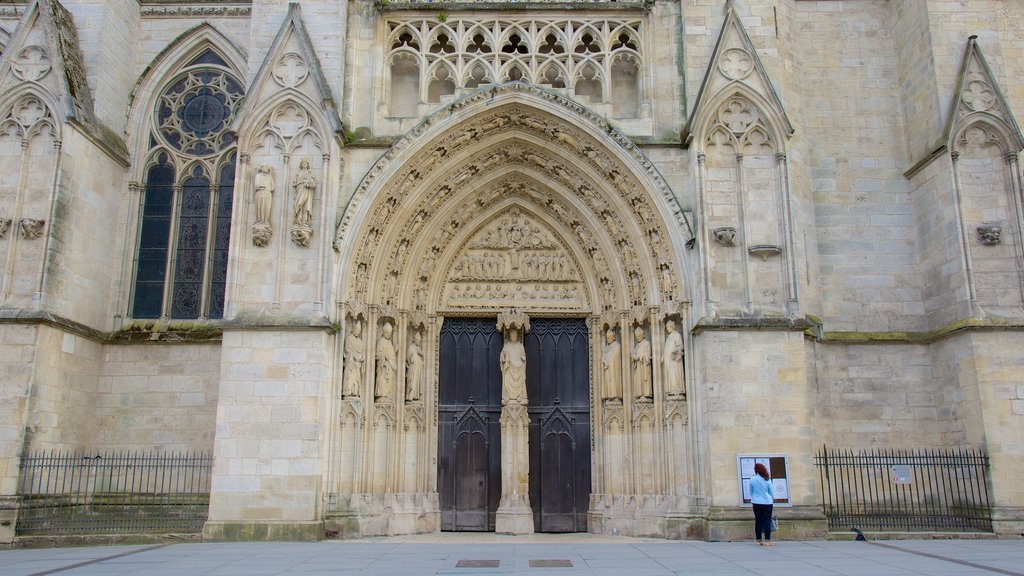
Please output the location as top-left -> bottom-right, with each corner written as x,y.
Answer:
1,537 -> 1023,576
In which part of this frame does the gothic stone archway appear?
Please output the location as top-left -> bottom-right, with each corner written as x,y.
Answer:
327,83 -> 694,538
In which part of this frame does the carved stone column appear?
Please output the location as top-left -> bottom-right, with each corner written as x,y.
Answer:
494,309 -> 534,534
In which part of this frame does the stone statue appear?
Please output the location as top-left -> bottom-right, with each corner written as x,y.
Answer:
632,326 -> 653,399
500,327 -> 527,405
375,321 -> 397,401
406,330 -> 424,402
601,329 -> 622,401
291,158 -> 316,246
292,158 -> 316,227
341,321 -> 365,398
254,165 -> 274,224
252,165 -> 274,247
664,319 -> 685,398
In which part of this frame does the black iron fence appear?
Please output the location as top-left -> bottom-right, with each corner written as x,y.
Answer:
814,446 -> 992,533
17,450 -> 212,535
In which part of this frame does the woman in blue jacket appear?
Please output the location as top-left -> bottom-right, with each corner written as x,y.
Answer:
750,463 -> 775,545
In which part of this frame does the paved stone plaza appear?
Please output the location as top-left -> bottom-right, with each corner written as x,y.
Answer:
2,536 -> 1024,576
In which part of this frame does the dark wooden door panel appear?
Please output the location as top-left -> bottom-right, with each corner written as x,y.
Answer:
439,318 -> 502,532
526,318 -> 591,533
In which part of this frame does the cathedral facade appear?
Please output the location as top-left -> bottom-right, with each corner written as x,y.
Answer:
0,0 -> 1022,542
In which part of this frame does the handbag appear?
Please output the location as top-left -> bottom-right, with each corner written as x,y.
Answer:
770,516 -> 779,531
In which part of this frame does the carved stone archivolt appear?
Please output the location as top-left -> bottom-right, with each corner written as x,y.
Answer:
342,98 -> 684,315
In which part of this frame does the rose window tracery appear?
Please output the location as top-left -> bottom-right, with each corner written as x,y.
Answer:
156,68 -> 244,156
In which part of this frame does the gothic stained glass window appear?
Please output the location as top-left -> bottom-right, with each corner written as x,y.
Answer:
132,156 -> 174,319
131,57 -> 242,320
208,159 -> 235,319
170,167 -> 211,319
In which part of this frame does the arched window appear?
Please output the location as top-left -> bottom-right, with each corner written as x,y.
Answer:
131,50 -> 244,319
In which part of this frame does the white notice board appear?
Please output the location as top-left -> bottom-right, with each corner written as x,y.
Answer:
737,454 -> 791,506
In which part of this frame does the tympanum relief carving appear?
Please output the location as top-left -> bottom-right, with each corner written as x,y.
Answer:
442,208 -> 587,310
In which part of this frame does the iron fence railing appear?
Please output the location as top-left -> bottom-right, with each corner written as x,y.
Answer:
814,446 -> 992,533
17,450 -> 212,535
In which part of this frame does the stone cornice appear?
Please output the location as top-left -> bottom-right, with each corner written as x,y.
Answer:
694,313 -> 1024,344
138,1 -> 251,18
0,310 -> 336,344
377,1 -> 650,10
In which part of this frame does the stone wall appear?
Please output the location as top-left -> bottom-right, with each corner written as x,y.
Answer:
204,329 -> 331,541
95,342 -> 220,452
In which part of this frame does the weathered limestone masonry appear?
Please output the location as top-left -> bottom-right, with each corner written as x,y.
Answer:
0,0 -> 1021,544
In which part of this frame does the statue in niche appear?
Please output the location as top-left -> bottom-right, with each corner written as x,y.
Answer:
290,157 -> 316,246
500,327 -> 527,406
664,319 -> 685,399
632,326 -> 653,399
341,321 -> 365,398
375,321 -> 397,401
601,329 -> 622,402
252,165 -> 274,247
406,330 -> 424,403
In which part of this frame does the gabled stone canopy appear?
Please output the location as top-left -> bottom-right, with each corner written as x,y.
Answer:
0,0 -> 125,162
680,2 -> 792,148
337,83 -> 690,317
233,2 -> 344,143
944,35 -> 1024,153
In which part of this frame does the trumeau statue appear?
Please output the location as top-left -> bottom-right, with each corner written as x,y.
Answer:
500,326 -> 527,406
406,330 -> 424,403
341,321 -> 365,398
664,319 -> 685,399
632,326 -> 653,399
601,329 -> 622,402
375,321 -> 397,401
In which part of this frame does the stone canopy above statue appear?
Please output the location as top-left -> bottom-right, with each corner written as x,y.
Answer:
442,206 -> 588,311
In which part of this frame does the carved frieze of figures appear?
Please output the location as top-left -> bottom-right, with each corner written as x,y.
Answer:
632,326 -> 653,400
406,330 -> 424,403
291,157 -> 316,247
20,219 -> 44,239
663,319 -> 685,399
601,329 -> 622,402
0,218 -> 10,239
375,321 -> 397,402
252,164 -> 274,247
341,320 -> 365,399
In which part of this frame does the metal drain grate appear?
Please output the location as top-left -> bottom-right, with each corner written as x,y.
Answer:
456,559 -> 500,568
529,559 -> 574,568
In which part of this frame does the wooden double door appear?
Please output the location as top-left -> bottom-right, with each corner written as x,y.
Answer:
438,317 -> 591,532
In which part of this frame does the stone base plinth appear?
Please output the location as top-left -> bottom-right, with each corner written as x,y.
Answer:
324,492 -> 439,538
587,493 -> 705,539
992,506 -> 1024,537
706,505 -> 827,541
202,521 -> 324,541
495,497 -> 535,535
0,496 -> 16,544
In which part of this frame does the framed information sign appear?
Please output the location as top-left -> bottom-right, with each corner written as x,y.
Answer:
737,454 -> 791,506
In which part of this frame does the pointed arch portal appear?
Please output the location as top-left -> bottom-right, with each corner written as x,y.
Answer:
331,83 -> 692,535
